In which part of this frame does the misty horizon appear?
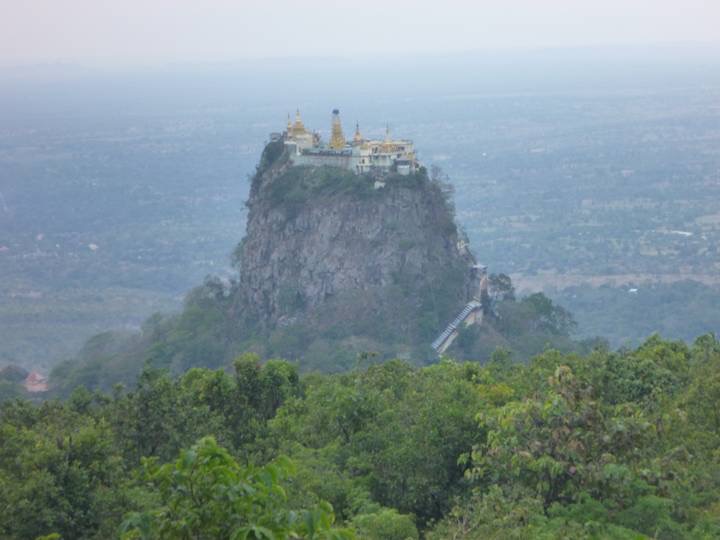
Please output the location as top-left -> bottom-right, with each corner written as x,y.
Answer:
3,0 -> 720,66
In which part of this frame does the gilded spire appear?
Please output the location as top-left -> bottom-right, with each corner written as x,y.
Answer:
353,121 -> 363,144
382,123 -> 393,151
292,108 -> 307,135
329,108 -> 346,150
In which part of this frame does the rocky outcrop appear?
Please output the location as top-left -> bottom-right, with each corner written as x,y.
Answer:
50,142 -> 486,389
232,142 -> 479,347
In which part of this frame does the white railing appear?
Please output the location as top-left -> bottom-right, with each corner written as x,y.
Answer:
431,300 -> 482,352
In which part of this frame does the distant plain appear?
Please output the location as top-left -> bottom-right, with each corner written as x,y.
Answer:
2,46 -> 720,369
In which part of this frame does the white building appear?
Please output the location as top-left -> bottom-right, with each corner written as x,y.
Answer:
282,109 -> 418,176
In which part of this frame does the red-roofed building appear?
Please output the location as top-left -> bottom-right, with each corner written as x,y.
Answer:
24,371 -> 48,393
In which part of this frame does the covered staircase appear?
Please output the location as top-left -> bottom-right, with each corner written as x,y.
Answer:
431,300 -> 482,354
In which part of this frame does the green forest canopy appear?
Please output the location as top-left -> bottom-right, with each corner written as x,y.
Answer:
2,335 -> 720,539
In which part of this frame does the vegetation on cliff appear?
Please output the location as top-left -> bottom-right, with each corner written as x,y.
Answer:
2,336 -> 720,538
41,268 -> 593,397
40,142 -> 598,395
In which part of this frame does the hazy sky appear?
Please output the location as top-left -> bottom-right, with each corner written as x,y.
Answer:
1,0 -> 718,66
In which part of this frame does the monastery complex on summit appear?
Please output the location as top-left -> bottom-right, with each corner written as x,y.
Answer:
272,109 -> 419,176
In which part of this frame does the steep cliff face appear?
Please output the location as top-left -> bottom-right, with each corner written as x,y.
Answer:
48,142 -> 578,392
232,142 -> 479,353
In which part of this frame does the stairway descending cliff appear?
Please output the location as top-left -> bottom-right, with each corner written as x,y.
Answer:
431,300 -> 483,354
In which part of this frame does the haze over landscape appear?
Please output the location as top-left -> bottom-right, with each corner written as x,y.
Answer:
2,3 -> 720,539
3,0 -> 719,65
3,44 -> 720,369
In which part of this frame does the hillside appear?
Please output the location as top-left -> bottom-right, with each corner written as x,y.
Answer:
48,142 -> 480,391
47,141 -> 596,395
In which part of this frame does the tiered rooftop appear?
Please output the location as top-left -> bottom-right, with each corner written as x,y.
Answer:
277,109 -> 418,176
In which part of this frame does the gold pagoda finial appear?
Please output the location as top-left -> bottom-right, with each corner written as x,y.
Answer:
286,113 -> 292,132
329,108 -> 346,150
382,123 -> 393,151
353,121 -> 363,144
292,108 -> 306,135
